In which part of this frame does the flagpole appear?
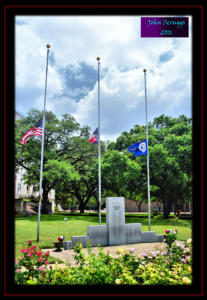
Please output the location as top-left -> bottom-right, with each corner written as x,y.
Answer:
37,44 -> 50,242
97,57 -> 101,225
143,69 -> 151,231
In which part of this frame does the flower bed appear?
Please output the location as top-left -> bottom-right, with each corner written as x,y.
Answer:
15,234 -> 192,285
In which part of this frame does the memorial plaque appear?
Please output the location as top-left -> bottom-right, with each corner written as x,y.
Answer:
106,197 -> 126,245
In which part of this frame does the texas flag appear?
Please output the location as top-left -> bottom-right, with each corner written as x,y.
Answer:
89,128 -> 99,144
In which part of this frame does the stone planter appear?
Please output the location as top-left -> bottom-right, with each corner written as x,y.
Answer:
54,241 -> 63,252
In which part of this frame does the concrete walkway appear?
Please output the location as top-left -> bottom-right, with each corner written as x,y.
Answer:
44,242 -> 167,268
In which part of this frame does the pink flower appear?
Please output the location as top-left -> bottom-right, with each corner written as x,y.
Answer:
45,261 -> 49,265
150,251 -> 156,257
17,269 -> 21,273
28,253 -> 32,257
163,259 -> 169,264
39,266 -> 45,271
15,259 -> 18,264
20,249 -> 26,253
130,248 -> 136,253
37,258 -> 42,262
181,258 -> 186,264
27,241 -> 32,244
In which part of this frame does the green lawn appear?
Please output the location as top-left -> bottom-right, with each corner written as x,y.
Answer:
15,214 -> 192,258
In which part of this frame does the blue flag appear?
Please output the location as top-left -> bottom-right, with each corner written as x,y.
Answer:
128,140 -> 148,156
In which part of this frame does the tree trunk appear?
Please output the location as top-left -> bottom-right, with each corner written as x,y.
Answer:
173,200 -> 178,215
41,188 -> 49,214
163,201 -> 171,219
157,201 -> 161,214
135,201 -> 142,212
79,200 -> 85,213
138,202 -> 141,212
163,194 -> 171,219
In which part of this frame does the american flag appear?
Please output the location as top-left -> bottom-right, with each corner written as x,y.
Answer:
21,119 -> 43,145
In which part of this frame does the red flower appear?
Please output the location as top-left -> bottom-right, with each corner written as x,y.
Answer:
30,246 -> 37,250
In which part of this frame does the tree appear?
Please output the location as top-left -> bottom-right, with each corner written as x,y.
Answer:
43,159 -> 80,211
101,150 -> 141,197
150,116 -> 192,218
106,114 -> 192,219
15,109 -> 88,213
50,132 -> 106,213
149,143 -> 185,218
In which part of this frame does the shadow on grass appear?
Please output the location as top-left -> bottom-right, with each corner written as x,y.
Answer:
125,217 -> 192,228
15,214 -> 106,224
15,214 -> 191,229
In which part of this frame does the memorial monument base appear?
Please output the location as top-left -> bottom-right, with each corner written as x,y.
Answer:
64,197 -> 164,249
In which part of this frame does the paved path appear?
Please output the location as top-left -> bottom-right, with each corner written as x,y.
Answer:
44,242 -> 167,269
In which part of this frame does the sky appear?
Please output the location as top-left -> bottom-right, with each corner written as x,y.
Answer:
15,15 -> 192,142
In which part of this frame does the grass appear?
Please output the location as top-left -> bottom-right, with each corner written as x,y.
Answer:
15,214 -> 192,258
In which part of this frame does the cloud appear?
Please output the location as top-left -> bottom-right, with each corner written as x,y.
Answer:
15,15 -> 192,141
73,61 -> 191,140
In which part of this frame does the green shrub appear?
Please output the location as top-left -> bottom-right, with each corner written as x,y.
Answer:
153,214 -> 163,220
15,238 -> 192,285
164,229 -> 178,247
